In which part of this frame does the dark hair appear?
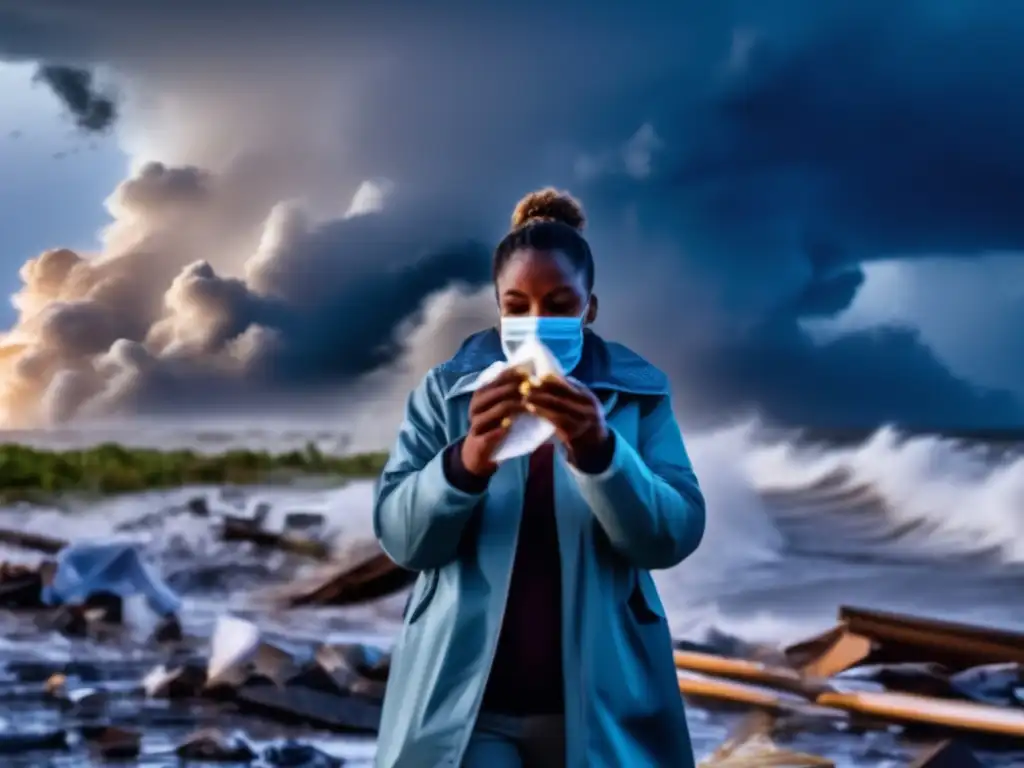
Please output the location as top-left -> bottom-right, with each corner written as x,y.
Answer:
493,188 -> 595,292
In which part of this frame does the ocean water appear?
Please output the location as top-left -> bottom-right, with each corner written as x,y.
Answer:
1,422 -> 1023,766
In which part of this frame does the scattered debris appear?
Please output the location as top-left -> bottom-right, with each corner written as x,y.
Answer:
263,740 -> 344,767
175,728 -> 257,762
699,712 -> 833,767
82,726 -> 141,761
684,605 -> 1024,756
699,732 -> 834,767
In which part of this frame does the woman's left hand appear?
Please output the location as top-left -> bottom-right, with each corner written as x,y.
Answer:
524,376 -> 612,469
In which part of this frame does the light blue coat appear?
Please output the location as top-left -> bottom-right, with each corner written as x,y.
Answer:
373,329 -> 706,768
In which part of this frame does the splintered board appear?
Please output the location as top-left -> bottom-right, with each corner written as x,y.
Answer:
817,690 -> 1024,739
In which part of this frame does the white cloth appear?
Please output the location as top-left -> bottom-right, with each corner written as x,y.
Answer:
467,336 -> 565,463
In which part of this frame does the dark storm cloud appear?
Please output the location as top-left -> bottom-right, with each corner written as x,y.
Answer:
33,65 -> 116,132
0,0 -> 1020,429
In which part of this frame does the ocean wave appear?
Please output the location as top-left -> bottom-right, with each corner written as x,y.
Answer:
1,422 -> 1022,650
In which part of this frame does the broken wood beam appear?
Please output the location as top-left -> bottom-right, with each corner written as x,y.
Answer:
0,528 -> 67,554
220,516 -> 330,559
838,605 -> 1024,668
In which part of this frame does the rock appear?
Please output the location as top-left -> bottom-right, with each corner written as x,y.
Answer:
83,726 -> 141,761
187,497 -> 210,517
176,728 -> 257,762
234,682 -> 382,732
263,740 -> 344,767
84,590 -> 124,624
152,613 -> 184,643
833,663 -> 956,699
0,565 -> 43,609
49,605 -> 90,637
283,512 -> 325,531
949,662 -> 1024,707
908,739 -> 983,768
283,643 -> 389,703
143,661 -> 207,698
66,687 -> 109,716
0,730 -> 68,755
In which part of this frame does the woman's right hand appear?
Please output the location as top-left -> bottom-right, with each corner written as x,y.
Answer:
461,367 -> 528,478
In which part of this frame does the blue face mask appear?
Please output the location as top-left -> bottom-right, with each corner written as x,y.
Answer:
500,312 -> 586,373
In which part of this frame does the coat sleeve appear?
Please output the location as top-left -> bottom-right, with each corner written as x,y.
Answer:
569,395 -> 706,570
372,369 -> 486,570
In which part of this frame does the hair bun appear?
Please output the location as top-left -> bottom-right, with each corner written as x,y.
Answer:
511,187 -> 586,232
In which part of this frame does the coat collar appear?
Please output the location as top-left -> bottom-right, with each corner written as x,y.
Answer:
439,328 -> 669,400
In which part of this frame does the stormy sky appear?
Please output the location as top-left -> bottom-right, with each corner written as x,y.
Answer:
0,0 -> 1021,436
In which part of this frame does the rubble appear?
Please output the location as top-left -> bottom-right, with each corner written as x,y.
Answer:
698,712 -> 833,767
195,615 -> 384,731
2,500 -> 1022,765
82,726 -> 142,761
282,542 -> 415,607
834,605 -> 1024,669
682,605 -> 1023,761
175,728 -> 257,762
142,660 -> 207,698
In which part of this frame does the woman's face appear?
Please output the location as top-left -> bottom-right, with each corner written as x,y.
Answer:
496,247 -> 597,320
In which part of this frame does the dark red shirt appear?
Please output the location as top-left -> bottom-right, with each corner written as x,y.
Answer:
481,443 -> 564,715
443,431 -> 614,715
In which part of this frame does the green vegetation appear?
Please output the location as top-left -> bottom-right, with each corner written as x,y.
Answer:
0,442 -> 389,502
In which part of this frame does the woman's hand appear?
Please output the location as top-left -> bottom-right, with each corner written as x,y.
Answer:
461,367 -> 528,477
524,376 -> 613,470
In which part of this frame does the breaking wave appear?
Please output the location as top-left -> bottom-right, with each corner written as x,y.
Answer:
1,420 -> 1022,650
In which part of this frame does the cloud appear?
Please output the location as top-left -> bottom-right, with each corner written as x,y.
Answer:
0,1 -> 1021,432
33,64 -> 116,132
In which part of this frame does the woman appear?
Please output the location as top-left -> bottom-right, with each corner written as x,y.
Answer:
373,189 -> 706,768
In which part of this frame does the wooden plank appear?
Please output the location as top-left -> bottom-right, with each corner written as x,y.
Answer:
839,606 -> 1024,668
673,651 -> 827,697
817,690 -> 1024,739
